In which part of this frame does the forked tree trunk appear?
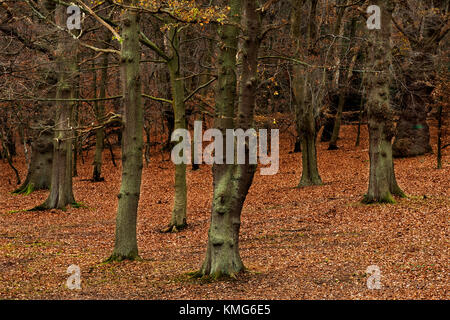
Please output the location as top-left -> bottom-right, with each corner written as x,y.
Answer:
198,0 -> 259,278
108,4 -> 143,261
364,0 -> 404,204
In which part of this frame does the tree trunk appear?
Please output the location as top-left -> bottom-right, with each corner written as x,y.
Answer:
291,0 -> 322,187
364,0 -> 404,204
198,0 -> 259,278
164,25 -> 187,232
37,4 -> 77,210
92,39 -> 110,182
437,104 -> 443,169
108,4 -> 143,261
13,127 -> 53,194
329,38 -> 359,150
392,5 -> 445,158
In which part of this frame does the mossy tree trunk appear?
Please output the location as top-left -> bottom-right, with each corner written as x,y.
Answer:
199,0 -> 260,278
364,0 -> 404,204
38,4 -> 77,209
108,4 -> 143,261
13,126 -> 53,194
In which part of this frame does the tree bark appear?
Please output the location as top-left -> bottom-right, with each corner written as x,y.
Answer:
13,126 -> 53,194
108,4 -> 143,261
291,0 -> 322,188
92,38 -> 110,182
392,4 -> 445,157
164,25 -> 188,232
37,4 -> 77,210
198,0 -> 259,278
364,0 -> 404,204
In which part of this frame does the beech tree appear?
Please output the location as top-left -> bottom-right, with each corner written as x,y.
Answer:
392,0 -> 448,158
36,1 -> 78,210
108,0 -> 143,261
363,0 -> 404,203
291,0 -> 323,187
195,0 -> 261,278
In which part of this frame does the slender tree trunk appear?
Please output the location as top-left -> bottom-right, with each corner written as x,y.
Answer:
364,0 -> 404,204
93,40 -> 110,182
291,0 -> 322,187
72,50 -> 81,177
108,4 -> 143,261
163,25 -> 187,232
437,104 -> 443,169
329,35 -> 359,150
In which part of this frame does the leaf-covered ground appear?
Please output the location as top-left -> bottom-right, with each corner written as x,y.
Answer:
0,125 -> 448,299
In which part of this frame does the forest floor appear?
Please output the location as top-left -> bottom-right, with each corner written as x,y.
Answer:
0,124 -> 448,300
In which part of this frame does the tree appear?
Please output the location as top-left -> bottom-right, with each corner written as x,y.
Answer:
197,0 -> 261,278
363,0 -> 404,204
165,23 -> 188,232
291,0 -> 323,187
92,35 -> 111,182
392,0 -> 448,158
108,1 -> 143,261
37,2 -> 78,210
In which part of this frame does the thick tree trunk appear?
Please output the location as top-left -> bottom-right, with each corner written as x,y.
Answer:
198,0 -> 259,278
392,80 -> 433,157
13,127 -> 53,194
364,0 -> 404,204
108,5 -> 143,261
392,6 -> 444,158
37,4 -> 77,209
